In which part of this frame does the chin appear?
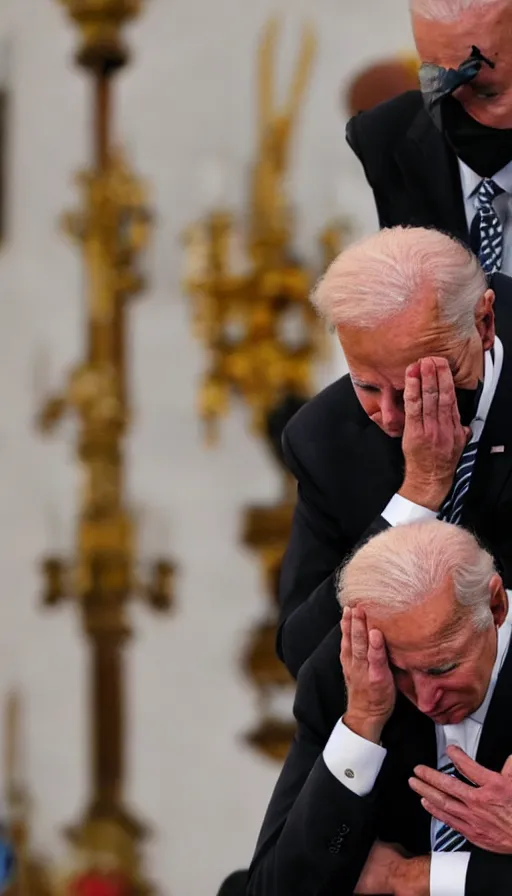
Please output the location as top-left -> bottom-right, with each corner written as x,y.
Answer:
431,704 -> 470,725
378,424 -> 404,438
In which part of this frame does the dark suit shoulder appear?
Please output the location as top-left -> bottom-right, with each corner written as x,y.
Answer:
294,626 -> 344,737
346,90 -> 424,178
284,375 -> 364,454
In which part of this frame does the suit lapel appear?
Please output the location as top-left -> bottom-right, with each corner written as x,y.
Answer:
394,109 -> 468,241
466,309 -> 512,516
476,639 -> 512,771
345,421 -> 404,534
379,696 -> 437,853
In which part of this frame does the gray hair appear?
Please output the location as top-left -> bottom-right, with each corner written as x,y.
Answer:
311,226 -> 486,336
338,520 -> 496,632
410,0 -> 505,21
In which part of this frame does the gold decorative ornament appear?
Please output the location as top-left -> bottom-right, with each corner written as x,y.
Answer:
183,17 -> 351,761
57,0 -> 145,69
36,3 -> 174,892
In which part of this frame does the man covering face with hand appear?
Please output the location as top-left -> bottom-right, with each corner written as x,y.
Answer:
346,0 -> 512,276
278,225 -> 512,677
249,520 -> 512,896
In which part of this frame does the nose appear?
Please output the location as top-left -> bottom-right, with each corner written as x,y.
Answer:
412,673 -> 443,715
380,388 -> 405,433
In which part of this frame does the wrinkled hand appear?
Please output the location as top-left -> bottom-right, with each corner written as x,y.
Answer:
341,607 -> 396,744
355,843 -> 430,896
399,357 -> 470,511
410,746 -> 512,854
354,842 -> 403,894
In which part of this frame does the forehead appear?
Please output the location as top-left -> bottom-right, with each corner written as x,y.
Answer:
338,297 -> 460,380
365,579 -> 473,666
413,5 -> 512,69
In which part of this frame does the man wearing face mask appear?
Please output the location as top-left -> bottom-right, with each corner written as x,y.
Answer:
346,0 -> 512,276
277,226 -> 512,679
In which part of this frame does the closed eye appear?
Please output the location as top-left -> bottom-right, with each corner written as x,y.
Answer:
353,383 -> 380,393
427,664 -> 458,677
389,663 -> 458,677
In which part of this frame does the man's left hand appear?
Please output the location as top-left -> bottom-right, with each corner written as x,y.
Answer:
355,842 -> 429,895
354,842 -> 403,894
409,745 -> 512,853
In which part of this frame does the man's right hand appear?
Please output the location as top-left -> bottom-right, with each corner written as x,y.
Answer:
399,357 -> 470,512
341,607 -> 396,744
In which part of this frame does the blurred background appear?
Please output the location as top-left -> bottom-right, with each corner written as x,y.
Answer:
0,1 -> 416,894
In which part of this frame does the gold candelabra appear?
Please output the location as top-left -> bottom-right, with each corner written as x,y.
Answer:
183,17 -> 349,761
36,2 -> 174,892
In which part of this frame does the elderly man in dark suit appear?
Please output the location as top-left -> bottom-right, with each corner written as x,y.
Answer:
346,0 -> 512,276
249,520 -> 512,896
278,225 -> 512,678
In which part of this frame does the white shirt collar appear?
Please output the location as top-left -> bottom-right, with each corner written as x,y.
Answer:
458,158 -> 512,200
469,335 -> 503,443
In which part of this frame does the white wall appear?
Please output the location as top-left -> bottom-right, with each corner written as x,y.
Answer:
0,1 -> 412,894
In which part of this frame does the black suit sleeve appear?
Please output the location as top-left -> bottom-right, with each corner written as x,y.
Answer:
247,652 -> 378,896
467,851 -> 512,895
277,427 -> 389,679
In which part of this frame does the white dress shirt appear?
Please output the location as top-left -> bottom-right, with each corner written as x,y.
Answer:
458,158 -> 512,276
382,336 -> 503,527
323,608 -> 512,896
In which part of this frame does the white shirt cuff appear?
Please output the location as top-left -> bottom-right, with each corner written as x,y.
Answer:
323,718 -> 387,797
430,852 -> 470,896
382,493 -> 438,526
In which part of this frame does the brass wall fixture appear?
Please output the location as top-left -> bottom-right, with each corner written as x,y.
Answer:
183,17 -> 349,761
36,2 -> 175,891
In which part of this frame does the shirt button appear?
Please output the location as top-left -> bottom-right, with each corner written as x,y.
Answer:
344,768 -> 355,779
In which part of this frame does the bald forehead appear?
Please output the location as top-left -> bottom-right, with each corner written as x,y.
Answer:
412,2 -> 512,67
338,290 -> 458,366
367,577 -> 467,653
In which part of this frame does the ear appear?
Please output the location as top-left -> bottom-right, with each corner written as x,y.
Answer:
475,289 -> 495,351
489,574 -> 508,628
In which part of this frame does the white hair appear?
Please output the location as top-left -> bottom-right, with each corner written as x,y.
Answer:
311,226 -> 486,336
410,0 -> 505,22
338,520 -> 496,632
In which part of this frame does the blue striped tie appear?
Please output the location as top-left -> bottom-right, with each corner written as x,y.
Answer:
473,179 -> 504,275
439,441 -> 479,525
433,762 -> 468,852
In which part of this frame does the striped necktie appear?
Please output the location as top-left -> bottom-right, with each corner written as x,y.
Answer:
439,440 -> 479,525
471,179 -> 504,275
433,762 -> 469,852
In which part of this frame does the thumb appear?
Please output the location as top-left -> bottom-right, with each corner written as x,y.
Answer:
502,755 -> 512,778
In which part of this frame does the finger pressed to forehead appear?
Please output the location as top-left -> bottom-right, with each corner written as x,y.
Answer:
404,368 -> 422,406
419,356 -> 440,389
435,361 -> 456,400
351,611 -> 369,656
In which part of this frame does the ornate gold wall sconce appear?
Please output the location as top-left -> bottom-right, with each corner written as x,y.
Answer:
183,17 -> 350,762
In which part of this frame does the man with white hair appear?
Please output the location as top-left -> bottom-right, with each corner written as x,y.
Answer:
278,225 -> 512,677
347,0 -> 512,276
249,520 -> 512,896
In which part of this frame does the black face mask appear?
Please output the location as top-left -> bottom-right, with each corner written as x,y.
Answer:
455,379 -> 483,427
419,45 -> 512,178
441,96 -> 512,178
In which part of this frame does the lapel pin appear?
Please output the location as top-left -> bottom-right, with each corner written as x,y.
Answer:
491,445 -> 505,453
